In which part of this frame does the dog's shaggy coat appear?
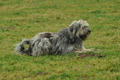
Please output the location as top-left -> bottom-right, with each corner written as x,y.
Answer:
15,20 -> 92,56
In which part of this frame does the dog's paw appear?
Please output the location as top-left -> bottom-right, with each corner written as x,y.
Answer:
94,49 -> 101,51
89,48 -> 95,51
89,48 -> 101,51
75,51 -> 86,54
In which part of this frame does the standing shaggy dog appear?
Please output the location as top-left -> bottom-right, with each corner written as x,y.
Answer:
15,20 -> 94,56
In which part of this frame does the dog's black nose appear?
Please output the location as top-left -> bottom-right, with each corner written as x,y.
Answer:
88,30 -> 91,33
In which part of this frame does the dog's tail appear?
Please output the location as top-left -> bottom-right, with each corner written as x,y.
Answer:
15,39 -> 32,55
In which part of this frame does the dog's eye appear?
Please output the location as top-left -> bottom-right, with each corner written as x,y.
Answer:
82,26 -> 86,29
82,26 -> 88,29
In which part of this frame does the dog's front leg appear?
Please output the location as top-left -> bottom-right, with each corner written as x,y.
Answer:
75,46 -> 87,53
75,50 -> 86,53
75,48 -> 96,53
83,48 -> 101,53
84,48 -> 95,52
75,45 -> 100,53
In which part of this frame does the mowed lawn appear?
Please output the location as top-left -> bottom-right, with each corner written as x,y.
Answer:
0,0 -> 120,80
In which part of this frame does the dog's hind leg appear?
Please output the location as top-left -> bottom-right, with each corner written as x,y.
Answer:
31,38 -> 51,56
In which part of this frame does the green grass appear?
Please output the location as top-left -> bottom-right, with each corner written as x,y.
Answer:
0,0 -> 120,80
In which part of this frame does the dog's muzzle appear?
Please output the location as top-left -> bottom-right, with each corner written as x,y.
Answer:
87,29 -> 91,34
80,29 -> 91,40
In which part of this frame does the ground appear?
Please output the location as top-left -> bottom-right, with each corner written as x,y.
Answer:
0,0 -> 120,80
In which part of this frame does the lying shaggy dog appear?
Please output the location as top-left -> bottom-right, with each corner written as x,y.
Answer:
15,20 -> 94,56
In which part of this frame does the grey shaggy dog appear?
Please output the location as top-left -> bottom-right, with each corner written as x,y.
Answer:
15,20 -> 94,56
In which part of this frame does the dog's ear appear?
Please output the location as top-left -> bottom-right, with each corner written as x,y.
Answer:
69,20 -> 81,35
69,21 -> 77,34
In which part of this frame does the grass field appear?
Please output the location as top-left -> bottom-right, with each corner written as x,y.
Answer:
0,0 -> 120,80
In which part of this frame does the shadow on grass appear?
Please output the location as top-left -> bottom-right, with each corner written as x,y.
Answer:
74,53 -> 106,59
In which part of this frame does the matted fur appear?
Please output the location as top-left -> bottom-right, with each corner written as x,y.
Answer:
15,20 -> 93,56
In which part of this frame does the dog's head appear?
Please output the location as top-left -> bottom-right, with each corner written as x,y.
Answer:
69,20 -> 91,40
